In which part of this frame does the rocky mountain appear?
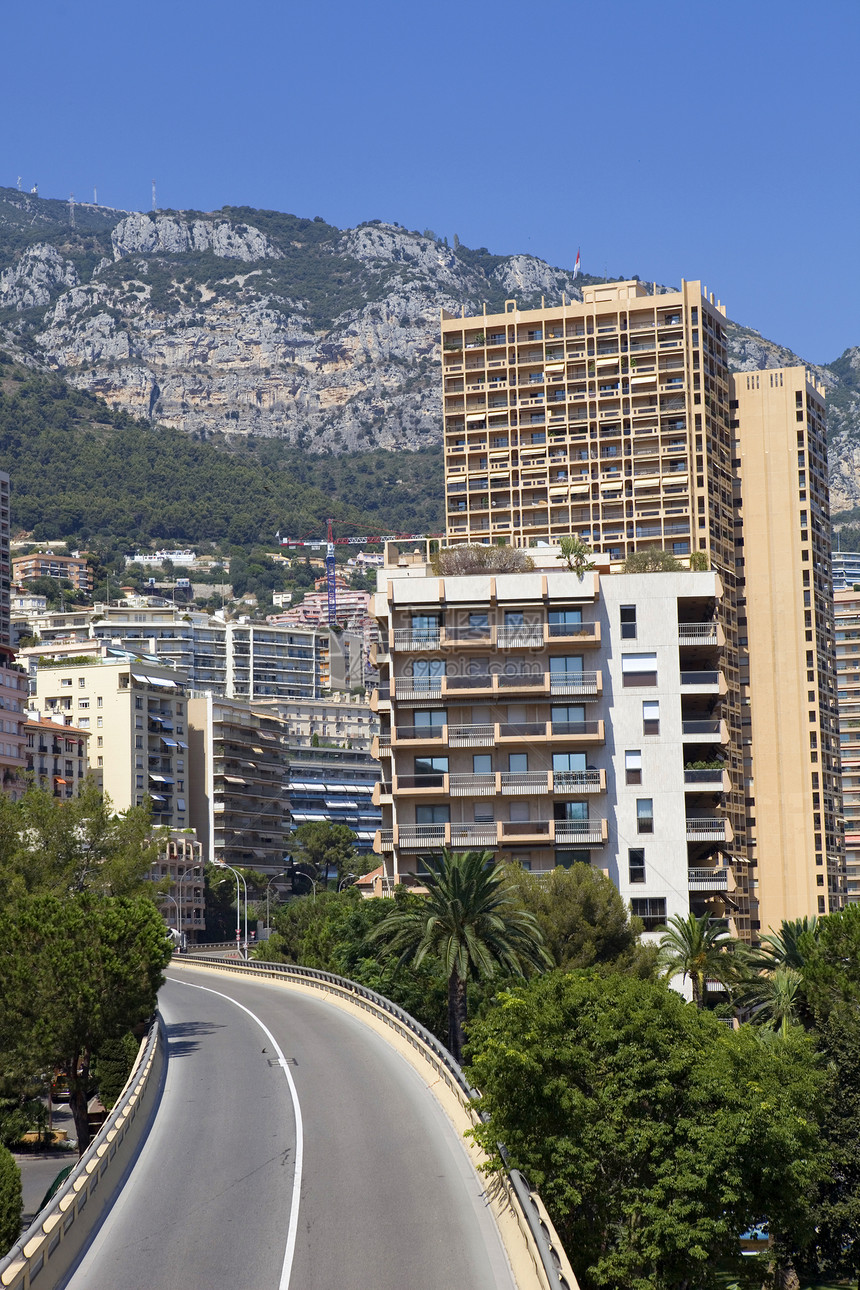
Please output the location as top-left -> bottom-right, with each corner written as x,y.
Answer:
1,187 -> 859,511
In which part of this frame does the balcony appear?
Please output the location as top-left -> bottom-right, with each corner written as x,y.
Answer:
447,724 -> 496,747
684,767 -> 730,790
686,817 -> 730,842
372,735 -> 391,758
678,622 -> 724,647
554,819 -> 608,844
682,719 -> 728,743
680,670 -> 726,695
391,628 -> 441,651
449,772 -> 496,797
688,867 -> 730,891
395,671 -> 602,702
500,771 -> 550,795
496,625 -> 545,649
393,820 -> 607,850
553,769 -> 604,794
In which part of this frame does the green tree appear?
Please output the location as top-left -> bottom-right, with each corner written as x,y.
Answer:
287,821 -> 358,890
0,1144 -> 22,1257
91,1032 -> 140,1110
755,915 -> 820,971
466,972 -> 826,1290
558,535 -> 596,577
368,849 -> 551,1062
502,862 -> 656,975
657,911 -> 740,1007
0,894 -> 171,1154
0,781 -> 157,901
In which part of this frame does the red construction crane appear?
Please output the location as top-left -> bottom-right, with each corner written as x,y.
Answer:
277,524 -> 433,625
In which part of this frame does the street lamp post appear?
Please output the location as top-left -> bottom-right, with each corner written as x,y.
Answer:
265,870 -> 288,932
215,861 -> 248,958
338,872 -> 357,892
161,891 -> 179,930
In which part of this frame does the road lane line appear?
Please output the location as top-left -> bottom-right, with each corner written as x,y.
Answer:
167,975 -> 303,1290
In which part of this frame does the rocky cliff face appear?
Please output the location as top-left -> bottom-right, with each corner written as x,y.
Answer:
1,188 -> 858,510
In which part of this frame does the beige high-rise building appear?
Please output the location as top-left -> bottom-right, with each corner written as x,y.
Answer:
438,283 -> 841,935
734,369 -> 843,928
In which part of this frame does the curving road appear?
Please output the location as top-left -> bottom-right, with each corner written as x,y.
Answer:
64,966 -> 517,1290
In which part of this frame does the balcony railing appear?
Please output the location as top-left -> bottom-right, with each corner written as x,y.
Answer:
686,817 -> 728,840
393,769 -> 606,798
393,720 -> 604,746
392,628 -> 441,651
496,626 -> 545,648
678,622 -> 720,644
684,768 -> 725,785
553,769 -> 603,793
680,670 -> 721,687
447,724 -> 496,746
390,820 -> 607,851
688,868 -> 729,890
682,720 -> 723,737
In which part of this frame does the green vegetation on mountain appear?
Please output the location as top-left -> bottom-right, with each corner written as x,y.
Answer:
0,356 -> 443,548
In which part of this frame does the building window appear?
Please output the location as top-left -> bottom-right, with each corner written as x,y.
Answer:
97,717 -> 103,727
620,605 -> 637,639
97,697 -> 103,707
642,701 -> 660,735
556,850 -> 590,869
78,699 -> 89,709
473,754 -> 492,773
416,804 -> 450,825
97,756 -> 103,767
60,678 -> 72,688
625,750 -> 642,785
135,697 -> 143,710
135,736 -> 143,749
78,678 -> 86,688
622,653 -> 657,687
97,737 -> 103,747
508,752 -> 529,773
628,848 -> 646,883
637,799 -> 654,833
631,897 -> 667,932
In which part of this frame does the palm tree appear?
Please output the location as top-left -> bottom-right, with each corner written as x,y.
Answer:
657,911 -> 738,1008
740,965 -> 804,1035
368,849 -> 551,1063
753,915 -> 819,971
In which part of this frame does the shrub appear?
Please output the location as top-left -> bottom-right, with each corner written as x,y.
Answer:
431,545 -> 534,576
621,548 -> 683,573
0,1145 -> 22,1256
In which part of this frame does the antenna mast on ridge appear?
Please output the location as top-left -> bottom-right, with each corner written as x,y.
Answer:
152,179 -> 157,211
68,193 -> 75,229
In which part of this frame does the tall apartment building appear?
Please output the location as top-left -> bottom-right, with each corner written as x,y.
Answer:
0,473 -> 30,792
34,658 -> 191,829
834,589 -> 860,902
187,693 -> 289,874
438,283 -> 841,932
733,369 -> 842,927
372,549 -> 737,933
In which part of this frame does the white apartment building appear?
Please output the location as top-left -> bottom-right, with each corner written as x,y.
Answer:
373,545 -> 737,934
15,605 -> 360,699
35,658 -> 191,829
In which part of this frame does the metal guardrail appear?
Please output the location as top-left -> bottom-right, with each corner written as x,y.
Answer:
181,952 -> 579,1290
0,1018 -> 164,1290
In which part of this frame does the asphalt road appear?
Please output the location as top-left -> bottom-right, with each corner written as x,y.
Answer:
64,968 -> 517,1290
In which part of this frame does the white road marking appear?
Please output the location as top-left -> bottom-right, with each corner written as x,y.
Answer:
167,975 -> 303,1290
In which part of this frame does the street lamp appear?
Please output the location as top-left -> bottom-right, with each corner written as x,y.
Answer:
265,870 -> 288,931
161,891 -> 179,930
338,872 -> 357,892
215,861 -> 248,958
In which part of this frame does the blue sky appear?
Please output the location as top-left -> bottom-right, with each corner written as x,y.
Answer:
3,0 -> 858,364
